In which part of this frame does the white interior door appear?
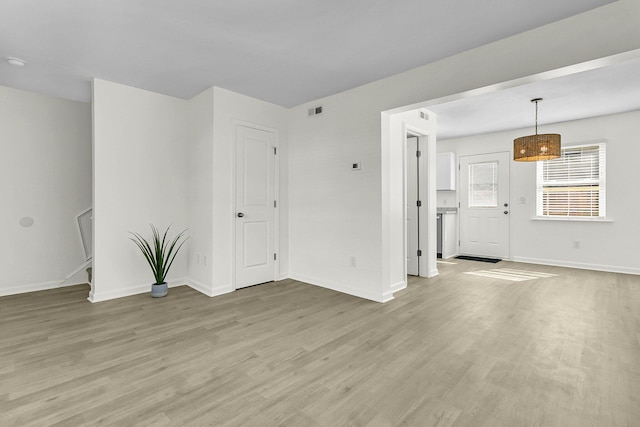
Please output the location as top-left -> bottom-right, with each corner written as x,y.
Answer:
459,152 -> 510,259
235,125 -> 276,289
406,136 -> 419,275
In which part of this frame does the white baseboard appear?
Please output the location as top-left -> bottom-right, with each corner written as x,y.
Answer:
60,279 -> 89,288
381,280 -> 407,302
185,278 -> 210,295
426,268 -> 439,278
0,280 -> 62,297
512,257 -> 640,276
289,273 -> 387,303
389,280 -> 406,293
185,278 -> 233,298
277,273 -> 289,281
88,278 -> 187,303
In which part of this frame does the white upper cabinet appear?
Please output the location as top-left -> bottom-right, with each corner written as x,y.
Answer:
437,152 -> 456,191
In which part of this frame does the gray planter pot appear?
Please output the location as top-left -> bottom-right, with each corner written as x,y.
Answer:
151,282 -> 168,298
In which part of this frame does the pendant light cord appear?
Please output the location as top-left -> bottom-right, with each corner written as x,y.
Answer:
534,99 -> 538,135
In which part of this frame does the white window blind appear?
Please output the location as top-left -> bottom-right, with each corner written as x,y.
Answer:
536,142 -> 606,218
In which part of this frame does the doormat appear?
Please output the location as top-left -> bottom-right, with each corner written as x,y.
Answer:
456,255 -> 501,263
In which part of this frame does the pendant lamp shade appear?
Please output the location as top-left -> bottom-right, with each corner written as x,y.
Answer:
513,133 -> 561,161
513,98 -> 561,162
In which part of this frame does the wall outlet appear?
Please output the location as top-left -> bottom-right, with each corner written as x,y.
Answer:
350,256 -> 357,267
573,241 -> 581,249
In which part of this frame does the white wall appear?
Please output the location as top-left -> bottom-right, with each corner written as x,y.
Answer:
90,82 -> 287,302
288,0 -> 640,302
289,93 -> 385,301
0,85 -> 91,296
186,88 -> 215,292
210,87 -> 289,293
438,110 -> 640,274
91,79 -> 189,302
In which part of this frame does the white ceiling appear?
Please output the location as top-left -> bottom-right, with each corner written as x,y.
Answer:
429,57 -> 640,140
0,0 -> 615,107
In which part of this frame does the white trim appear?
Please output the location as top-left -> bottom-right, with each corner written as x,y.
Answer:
512,257 -> 640,276
232,122 -> 280,290
381,290 -> 396,303
402,123 -> 438,281
274,130 -> 280,281
234,120 -> 280,136
389,280 -> 406,294
89,284 -> 149,303
186,278 -> 234,298
90,80 -> 97,301
402,129 -> 410,279
383,49 -> 640,116
0,280 -> 62,297
184,278 -> 210,295
531,216 -> 612,222
536,140 -> 607,218
233,121 -> 282,283
289,273 -> 388,303
277,273 -> 289,281
232,124 -> 238,290
87,278 -> 188,303
60,279 -> 89,288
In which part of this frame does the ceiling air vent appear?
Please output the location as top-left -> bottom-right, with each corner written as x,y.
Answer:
308,105 -> 323,117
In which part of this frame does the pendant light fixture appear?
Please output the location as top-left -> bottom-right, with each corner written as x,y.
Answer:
513,98 -> 561,162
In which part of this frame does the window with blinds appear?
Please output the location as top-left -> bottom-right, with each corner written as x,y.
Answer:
536,142 -> 606,218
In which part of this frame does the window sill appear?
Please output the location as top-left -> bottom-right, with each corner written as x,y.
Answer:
531,216 -> 613,223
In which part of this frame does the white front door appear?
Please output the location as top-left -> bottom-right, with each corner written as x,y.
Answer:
235,125 -> 277,289
459,152 -> 510,259
406,136 -> 419,276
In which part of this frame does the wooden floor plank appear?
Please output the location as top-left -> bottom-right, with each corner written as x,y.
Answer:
1,260 -> 639,426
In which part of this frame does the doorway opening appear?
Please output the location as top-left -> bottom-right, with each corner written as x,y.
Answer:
380,107 -> 439,301
406,134 -> 421,276
401,119 -> 439,281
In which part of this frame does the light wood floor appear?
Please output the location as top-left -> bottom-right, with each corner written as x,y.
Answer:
1,260 -> 639,426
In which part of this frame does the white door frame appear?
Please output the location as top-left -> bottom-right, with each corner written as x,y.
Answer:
403,124 -> 436,279
232,121 -> 280,290
406,136 -> 420,276
458,151 -> 511,259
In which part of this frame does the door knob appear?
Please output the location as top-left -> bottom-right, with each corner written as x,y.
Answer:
237,212 -> 244,218
504,211 -> 509,214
